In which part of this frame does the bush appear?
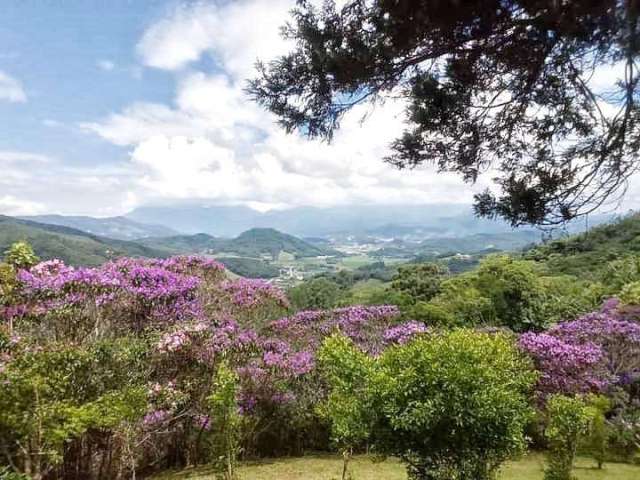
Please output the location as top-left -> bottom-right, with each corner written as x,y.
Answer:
544,395 -> 594,480
317,334 -> 374,480
319,329 -> 536,480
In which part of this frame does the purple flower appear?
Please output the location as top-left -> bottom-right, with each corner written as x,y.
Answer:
143,409 -> 171,427
383,321 -> 428,345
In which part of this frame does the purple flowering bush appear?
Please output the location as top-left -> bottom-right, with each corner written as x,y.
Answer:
519,299 -> 640,400
1,250 -> 424,477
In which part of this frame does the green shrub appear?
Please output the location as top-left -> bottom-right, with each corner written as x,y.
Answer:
317,334 -> 374,480
319,330 -> 536,480
582,395 -> 611,469
3,241 -> 39,269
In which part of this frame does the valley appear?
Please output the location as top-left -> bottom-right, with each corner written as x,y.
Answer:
0,211 -> 549,288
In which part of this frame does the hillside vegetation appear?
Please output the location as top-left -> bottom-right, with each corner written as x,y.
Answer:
525,213 -> 640,279
0,215 -> 167,265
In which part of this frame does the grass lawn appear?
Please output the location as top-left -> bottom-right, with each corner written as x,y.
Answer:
154,453 -> 640,479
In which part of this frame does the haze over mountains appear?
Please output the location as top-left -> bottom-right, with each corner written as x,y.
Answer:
125,204 -> 536,238
21,215 -> 178,241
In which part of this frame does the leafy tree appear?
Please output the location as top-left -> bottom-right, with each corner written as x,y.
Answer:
249,1 -> 640,226
288,277 -> 343,310
427,273 -> 495,327
390,262 -> 448,304
544,395 -> 594,480
338,280 -> 407,307
539,275 -> 603,326
475,256 -> 549,331
320,330 -> 536,480
599,255 -> 640,294
0,341 -> 147,480
424,256 -> 551,331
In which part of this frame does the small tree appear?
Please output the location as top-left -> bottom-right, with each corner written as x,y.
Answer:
544,395 -> 594,480
317,334 -> 375,480
583,395 -> 611,470
208,361 -> 242,480
289,277 -> 343,310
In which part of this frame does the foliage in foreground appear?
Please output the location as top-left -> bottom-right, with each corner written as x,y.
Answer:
2,239 -> 640,480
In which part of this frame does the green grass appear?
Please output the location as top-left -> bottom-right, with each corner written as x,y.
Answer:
154,453 -> 640,480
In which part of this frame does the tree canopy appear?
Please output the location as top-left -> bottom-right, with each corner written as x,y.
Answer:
249,0 -> 640,226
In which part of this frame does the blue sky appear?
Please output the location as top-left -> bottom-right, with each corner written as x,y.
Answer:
0,1 -> 635,218
0,1 -> 174,166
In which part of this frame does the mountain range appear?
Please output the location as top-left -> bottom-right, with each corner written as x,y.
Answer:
125,204 -> 617,239
138,228 -> 337,259
0,216 -> 335,270
20,215 -> 177,240
124,204 -> 527,238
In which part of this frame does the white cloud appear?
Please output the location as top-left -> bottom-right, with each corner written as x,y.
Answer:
0,71 -> 27,103
0,195 -> 45,216
97,59 -> 116,71
0,149 -> 142,217
85,69 -> 480,209
72,0 -> 521,215
79,0 -> 491,212
137,0 -> 292,78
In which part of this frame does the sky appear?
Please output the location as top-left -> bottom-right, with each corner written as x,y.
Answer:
0,0 -> 636,217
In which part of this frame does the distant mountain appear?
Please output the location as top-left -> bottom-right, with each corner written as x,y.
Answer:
139,228 -> 335,259
20,215 -> 178,240
126,204 -> 523,238
0,215 -> 168,266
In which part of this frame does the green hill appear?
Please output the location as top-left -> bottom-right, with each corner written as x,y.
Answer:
524,213 -> 639,278
139,233 -> 226,253
231,228 -> 329,258
0,215 -> 168,266
216,257 -> 280,278
418,230 -> 540,255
